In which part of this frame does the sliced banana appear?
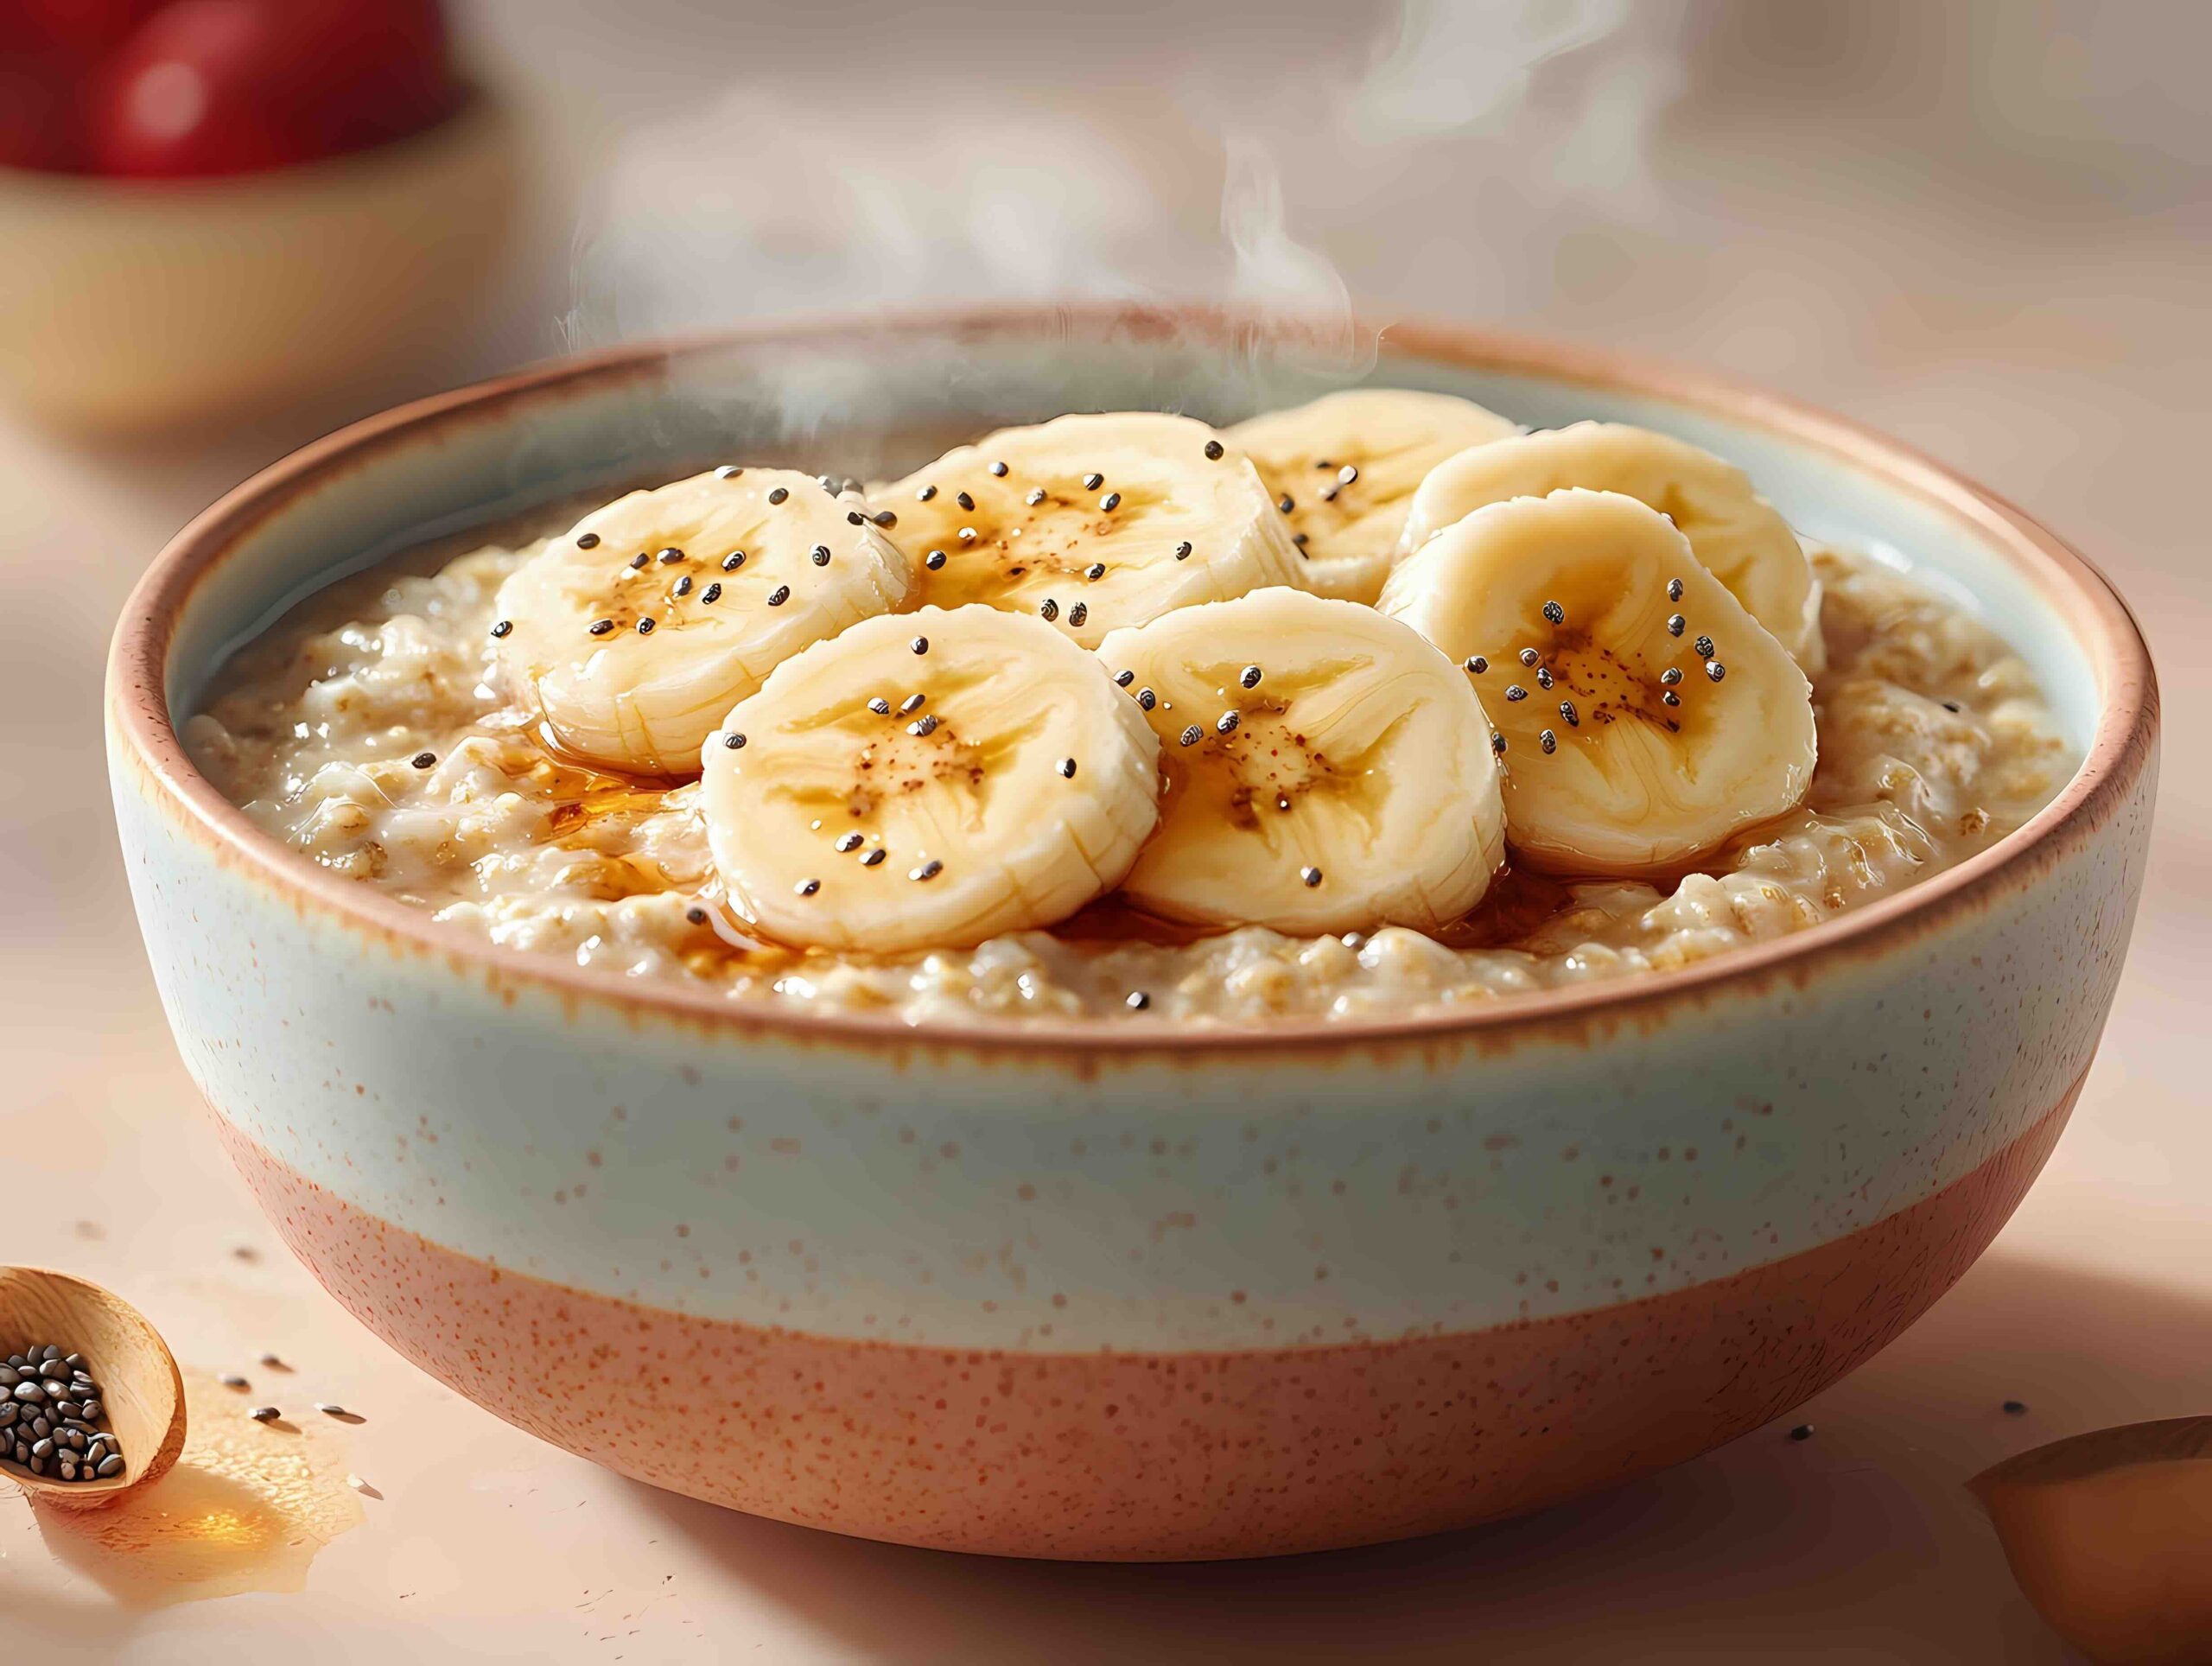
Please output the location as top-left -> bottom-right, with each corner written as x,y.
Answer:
1227,388 -> 1518,603
494,468 -> 912,775
1096,588 -> 1505,934
880,412 -> 1306,647
1379,488 -> 1816,875
1398,421 -> 1822,667
700,605 -> 1160,952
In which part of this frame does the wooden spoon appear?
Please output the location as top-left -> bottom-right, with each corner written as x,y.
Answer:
0,1267 -> 186,1507
1970,1417 -> 2212,1665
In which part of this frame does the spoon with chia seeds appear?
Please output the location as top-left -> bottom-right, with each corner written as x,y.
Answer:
0,1267 -> 186,1506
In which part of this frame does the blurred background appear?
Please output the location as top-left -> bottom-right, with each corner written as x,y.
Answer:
2,1 -> 2206,1656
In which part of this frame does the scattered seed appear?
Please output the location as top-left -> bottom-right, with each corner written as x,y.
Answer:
1039,598 -> 1060,621
1541,599 -> 1566,626
1173,541 -> 1193,561
1126,989 -> 1152,1010
956,491 -> 976,511
658,547 -> 685,565
766,585 -> 791,607
715,465 -> 743,480
635,616 -> 656,635
958,527 -> 977,542
796,879 -> 820,897
723,732 -> 747,750
1084,562 -> 1106,581
1539,730 -> 1558,754
219,1373 -> 250,1390
702,582 -> 721,604
629,552 -> 651,570
575,532 -> 601,550
917,484 -> 938,502
899,693 -> 925,714
907,715 -> 939,737
1318,485 -> 1338,504
1943,699 -> 1962,713
1559,701 -> 1579,726
1505,685 -> 1528,702
1492,733 -> 1508,754
810,545 -> 832,567
1694,634 -> 1715,658
313,1402 -> 355,1420
1660,667 -> 1682,686
1203,440 -> 1224,461
767,487 -> 789,505
1276,494 -> 1295,514
249,1406 -> 281,1423
1100,492 -> 1122,512
1662,690 -> 1681,707
925,550 -> 947,570
910,859 -> 944,881
1300,866 -> 1323,887
911,636 -> 929,654
1179,725 -> 1203,747
1216,710 -> 1240,734
861,848 -> 887,868
1667,614 -> 1686,637
1068,602 -> 1088,626
1058,758 -> 1077,779
685,906 -> 708,925
410,752 -> 435,770
988,461 -> 1008,478
1026,488 -> 1046,506
1535,666 -> 1554,690
2003,1400 -> 2028,1415
1239,665 -> 1263,689
1114,669 -> 1135,687
1464,657 -> 1487,674
1667,576 -> 1684,601
1083,472 -> 1104,490
1519,648 -> 1540,667
873,511 -> 897,528
672,575 -> 693,597
490,620 -> 512,639
1789,1424 -> 1815,1441
1137,689 -> 1156,711
588,619 -> 614,636
721,550 -> 746,571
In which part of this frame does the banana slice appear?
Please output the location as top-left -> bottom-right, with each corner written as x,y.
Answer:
1398,422 -> 1822,667
1379,488 -> 1815,875
880,412 -> 1306,647
494,468 -> 912,775
1096,588 -> 1505,933
700,605 -> 1160,952
1227,388 -> 1519,602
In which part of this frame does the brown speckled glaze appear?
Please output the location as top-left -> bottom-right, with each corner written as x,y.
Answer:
107,308 -> 2159,1559
222,1088 -> 2075,1560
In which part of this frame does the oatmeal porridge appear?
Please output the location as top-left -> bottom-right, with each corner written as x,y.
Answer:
185,397 -> 2073,1026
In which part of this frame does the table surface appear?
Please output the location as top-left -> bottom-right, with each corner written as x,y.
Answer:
3,5 -> 2207,1658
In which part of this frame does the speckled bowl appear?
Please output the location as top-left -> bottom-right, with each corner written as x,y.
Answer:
105,308 -> 2158,1561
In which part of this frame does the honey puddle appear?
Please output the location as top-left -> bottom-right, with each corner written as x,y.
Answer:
31,1369 -> 364,1606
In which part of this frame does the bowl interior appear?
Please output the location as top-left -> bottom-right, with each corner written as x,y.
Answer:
163,311 -> 2107,772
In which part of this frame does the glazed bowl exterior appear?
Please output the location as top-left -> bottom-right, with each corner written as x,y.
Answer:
105,308 -> 2158,1561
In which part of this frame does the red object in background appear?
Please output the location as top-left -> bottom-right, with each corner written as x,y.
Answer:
0,1 -> 163,170
86,0 -> 457,179
4,0 -> 163,58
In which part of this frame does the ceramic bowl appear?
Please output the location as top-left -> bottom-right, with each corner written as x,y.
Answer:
0,89 -> 518,434
105,308 -> 2158,1561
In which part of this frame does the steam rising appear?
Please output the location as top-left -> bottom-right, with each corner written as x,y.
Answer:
563,2 -> 1656,393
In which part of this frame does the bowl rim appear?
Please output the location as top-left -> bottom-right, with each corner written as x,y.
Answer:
106,302 -> 2159,1058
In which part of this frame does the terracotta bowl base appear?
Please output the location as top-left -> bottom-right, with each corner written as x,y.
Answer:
215,1084 -> 2076,1561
